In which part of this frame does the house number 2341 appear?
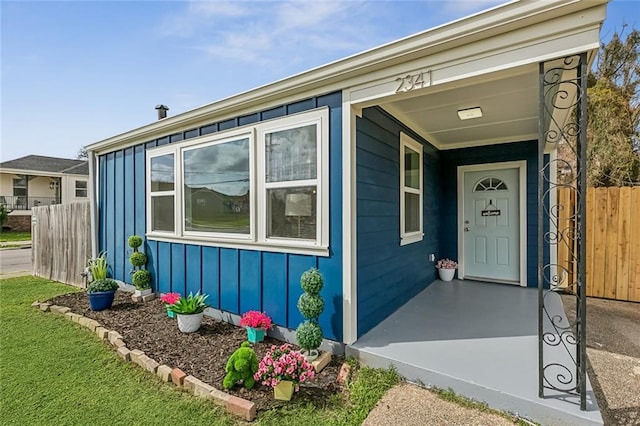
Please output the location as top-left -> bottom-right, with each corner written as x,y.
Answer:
395,72 -> 426,93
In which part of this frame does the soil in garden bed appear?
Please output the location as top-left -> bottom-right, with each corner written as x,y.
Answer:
47,291 -> 343,412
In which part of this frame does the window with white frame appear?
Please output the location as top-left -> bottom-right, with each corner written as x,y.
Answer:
400,133 -> 423,245
263,123 -> 319,241
148,151 -> 176,233
183,135 -> 252,237
75,180 -> 88,198
145,108 -> 329,255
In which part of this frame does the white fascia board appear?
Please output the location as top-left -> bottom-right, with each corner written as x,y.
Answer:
87,0 -> 607,155
0,169 -> 65,178
348,8 -> 604,106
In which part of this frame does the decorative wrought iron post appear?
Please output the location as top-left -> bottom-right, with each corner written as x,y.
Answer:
538,53 -> 588,411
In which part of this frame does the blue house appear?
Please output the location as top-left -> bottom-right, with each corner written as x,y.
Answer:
87,1 -> 606,350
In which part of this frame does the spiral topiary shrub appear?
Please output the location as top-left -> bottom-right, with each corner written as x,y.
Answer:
128,234 -> 151,290
296,268 -> 324,359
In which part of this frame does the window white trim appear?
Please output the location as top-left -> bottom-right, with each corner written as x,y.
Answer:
257,111 -> 329,249
146,145 -> 178,237
181,130 -> 254,241
400,133 -> 423,246
145,107 -> 330,257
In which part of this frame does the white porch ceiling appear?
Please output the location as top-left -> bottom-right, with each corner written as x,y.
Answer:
381,65 -> 541,150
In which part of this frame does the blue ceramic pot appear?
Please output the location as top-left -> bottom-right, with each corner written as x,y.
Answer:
88,291 -> 116,311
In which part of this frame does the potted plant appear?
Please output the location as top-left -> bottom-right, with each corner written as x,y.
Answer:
436,258 -> 458,281
160,292 -> 180,318
296,268 -> 324,361
128,235 -> 152,296
254,343 -> 315,401
169,292 -> 209,333
87,278 -> 119,311
239,311 -> 272,343
86,251 -> 109,283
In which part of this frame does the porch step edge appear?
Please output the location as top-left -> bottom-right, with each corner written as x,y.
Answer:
346,345 -> 603,426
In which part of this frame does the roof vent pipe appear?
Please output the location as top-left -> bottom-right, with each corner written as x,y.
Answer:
155,104 -> 169,120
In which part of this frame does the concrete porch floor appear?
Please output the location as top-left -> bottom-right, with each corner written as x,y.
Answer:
346,280 -> 603,425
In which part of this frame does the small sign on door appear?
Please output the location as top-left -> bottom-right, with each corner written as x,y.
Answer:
481,209 -> 501,217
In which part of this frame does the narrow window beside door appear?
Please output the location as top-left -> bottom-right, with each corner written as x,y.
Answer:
400,133 -> 423,245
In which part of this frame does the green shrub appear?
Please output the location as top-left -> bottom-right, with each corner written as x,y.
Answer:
300,268 -> 323,294
297,293 -> 324,319
132,270 -> 151,290
0,205 -> 8,227
87,252 -> 109,281
296,321 -> 323,352
223,342 -> 259,390
169,293 -> 209,315
87,278 -> 118,293
129,252 -> 147,268
127,235 -> 143,249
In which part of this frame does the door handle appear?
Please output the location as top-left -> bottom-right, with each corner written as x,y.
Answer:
464,227 -> 470,232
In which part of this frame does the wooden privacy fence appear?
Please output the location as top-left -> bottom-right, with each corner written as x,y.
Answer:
32,201 -> 91,287
557,187 -> 640,302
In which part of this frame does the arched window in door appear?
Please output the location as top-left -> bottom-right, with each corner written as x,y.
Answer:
474,177 -> 508,192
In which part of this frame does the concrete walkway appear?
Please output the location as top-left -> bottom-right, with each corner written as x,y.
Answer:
0,240 -> 32,249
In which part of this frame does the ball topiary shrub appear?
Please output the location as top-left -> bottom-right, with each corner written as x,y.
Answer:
132,270 -> 151,289
296,320 -> 323,353
296,268 -> 325,358
127,235 -> 143,249
297,293 -> 324,319
128,235 -> 151,290
129,251 -> 147,268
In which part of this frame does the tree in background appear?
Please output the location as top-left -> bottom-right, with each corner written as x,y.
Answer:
76,146 -> 88,160
586,27 -> 640,187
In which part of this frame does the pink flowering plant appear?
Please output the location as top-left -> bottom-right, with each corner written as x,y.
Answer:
254,343 -> 315,391
240,310 -> 273,330
160,292 -> 181,305
436,258 -> 458,269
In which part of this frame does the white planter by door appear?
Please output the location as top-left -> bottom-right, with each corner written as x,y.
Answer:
438,268 -> 456,281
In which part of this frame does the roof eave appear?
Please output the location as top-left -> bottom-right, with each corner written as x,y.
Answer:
87,0 -> 608,155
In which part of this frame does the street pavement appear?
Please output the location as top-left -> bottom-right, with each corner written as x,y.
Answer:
0,247 -> 32,278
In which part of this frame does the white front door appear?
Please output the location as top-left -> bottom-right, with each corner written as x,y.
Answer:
461,166 -> 520,283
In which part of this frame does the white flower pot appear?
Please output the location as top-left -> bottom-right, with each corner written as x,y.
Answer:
134,288 -> 152,297
438,268 -> 455,282
177,312 -> 204,333
301,349 -> 319,362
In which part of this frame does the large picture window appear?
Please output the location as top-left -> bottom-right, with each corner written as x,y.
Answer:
145,108 -> 329,256
183,137 -> 251,236
400,133 -> 423,245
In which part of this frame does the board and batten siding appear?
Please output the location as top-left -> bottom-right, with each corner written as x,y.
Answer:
97,92 -> 344,341
356,107 -> 441,338
439,141 -> 542,288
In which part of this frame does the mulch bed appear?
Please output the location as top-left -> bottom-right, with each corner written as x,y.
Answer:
46,291 -> 343,412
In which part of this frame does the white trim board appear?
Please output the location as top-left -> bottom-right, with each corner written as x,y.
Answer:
457,160 -> 527,287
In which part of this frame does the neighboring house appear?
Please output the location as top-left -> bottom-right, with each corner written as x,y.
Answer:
0,155 -> 89,230
86,0 -> 606,347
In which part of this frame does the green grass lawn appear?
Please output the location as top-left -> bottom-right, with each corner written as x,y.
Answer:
0,231 -> 31,242
0,276 -> 398,426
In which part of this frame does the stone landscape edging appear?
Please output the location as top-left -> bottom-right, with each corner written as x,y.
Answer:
31,300 -> 257,422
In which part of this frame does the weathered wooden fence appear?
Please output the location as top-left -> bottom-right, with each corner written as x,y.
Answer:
32,201 -> 91,287
557,187 -> 640,302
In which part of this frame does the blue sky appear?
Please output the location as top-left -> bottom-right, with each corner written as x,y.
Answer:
1,0 -> 638,162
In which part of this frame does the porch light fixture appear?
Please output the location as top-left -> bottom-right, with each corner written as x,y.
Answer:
457,107 -> 483,120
